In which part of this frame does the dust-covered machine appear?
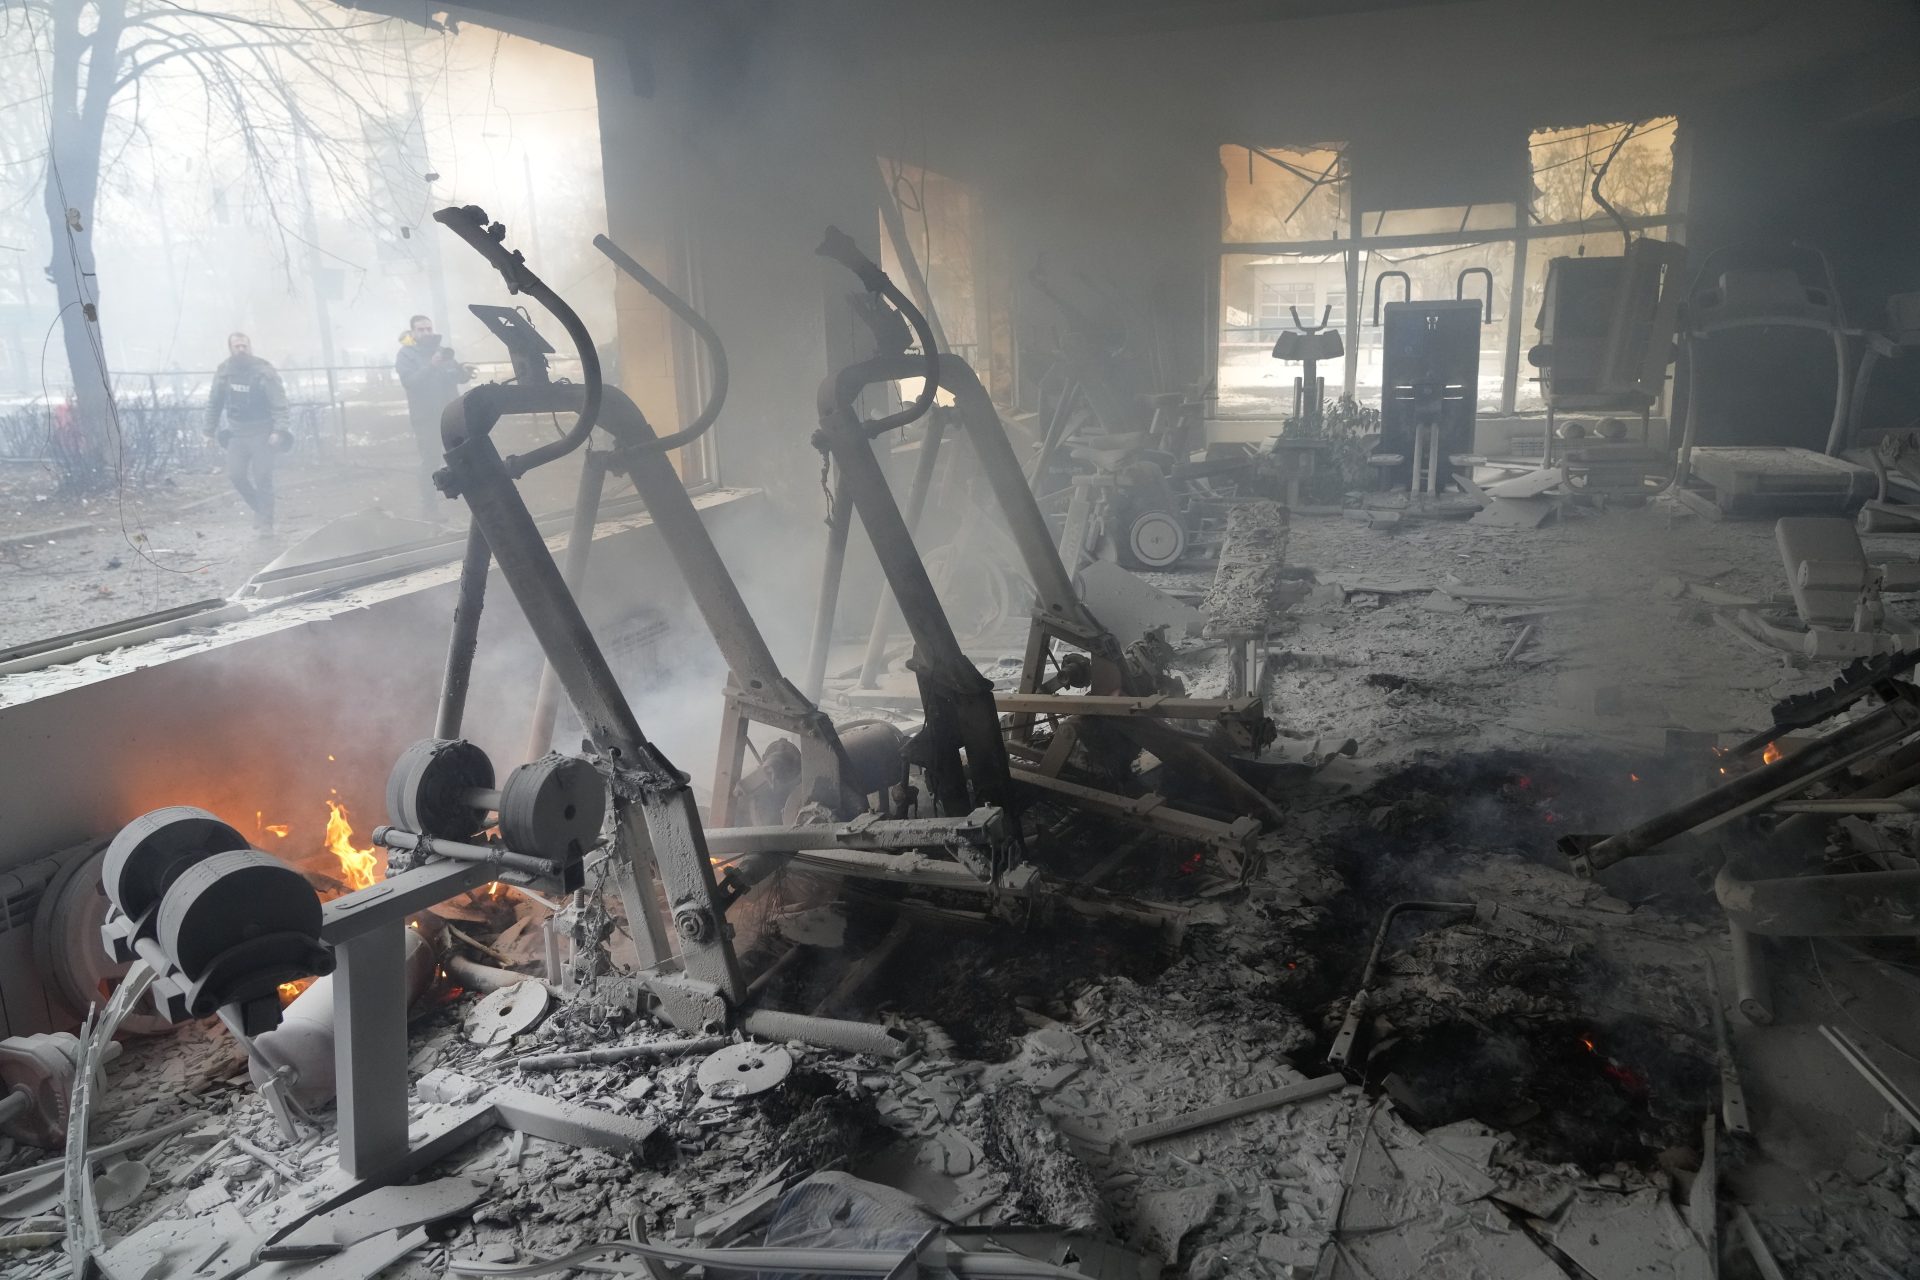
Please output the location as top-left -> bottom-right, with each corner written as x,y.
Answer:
1366,268 -> 1490,503
93,208 -> 948,1179
806,230 -> 1279,860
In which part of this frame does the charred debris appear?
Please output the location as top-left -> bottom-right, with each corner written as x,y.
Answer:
6,7 -> 1920,1279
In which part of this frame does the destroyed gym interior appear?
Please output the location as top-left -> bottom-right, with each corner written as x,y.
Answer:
5,1 -> 1920,1276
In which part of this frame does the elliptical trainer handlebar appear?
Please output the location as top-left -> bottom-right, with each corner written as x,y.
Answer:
816,226 -> 940,437
592,234 -> 730,454
432,204 -> 603,476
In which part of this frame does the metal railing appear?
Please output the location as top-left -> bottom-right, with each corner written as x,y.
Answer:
4,356 -> 587,484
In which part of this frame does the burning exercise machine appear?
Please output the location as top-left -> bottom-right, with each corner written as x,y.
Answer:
98,209 -> 920,1181
808,229 -> 1277,858
1561,649 -> 1920,879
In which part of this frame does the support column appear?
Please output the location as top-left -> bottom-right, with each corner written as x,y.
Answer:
333,922 -> 409,1178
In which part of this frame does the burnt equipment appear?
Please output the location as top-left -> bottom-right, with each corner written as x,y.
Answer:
0,1031 -> 117,1149
101,209 -> 912,1183
1371,269 -> 1488,497
809,231 -> 1277,858
1562,659 -> 1920,877
810,226 -> 1017,828
578,235 -> 912,831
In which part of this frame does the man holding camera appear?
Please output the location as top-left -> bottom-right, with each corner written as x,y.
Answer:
205,331 -> 290,536
395,314 -> 472,520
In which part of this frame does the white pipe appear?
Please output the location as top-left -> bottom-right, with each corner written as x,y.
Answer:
249,927 -> 435,1108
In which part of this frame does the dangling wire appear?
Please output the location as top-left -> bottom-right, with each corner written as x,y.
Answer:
1591,120 -> 1645,255
815,442 -> 836,526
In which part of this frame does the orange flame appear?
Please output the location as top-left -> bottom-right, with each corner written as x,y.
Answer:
278,977 -> 315,1005
326,800 -> 384,892
1762,741 -> 1783,766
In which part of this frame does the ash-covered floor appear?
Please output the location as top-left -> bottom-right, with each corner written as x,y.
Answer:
11,498 -> 1920,1280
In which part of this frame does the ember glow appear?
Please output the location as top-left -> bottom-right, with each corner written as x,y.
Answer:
326,800 -> 384,892
1762,741 -> 1783,765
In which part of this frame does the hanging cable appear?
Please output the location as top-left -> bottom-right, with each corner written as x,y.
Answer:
1590,120 -> 1645,254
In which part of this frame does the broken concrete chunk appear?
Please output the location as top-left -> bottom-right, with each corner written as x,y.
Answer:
1257,1231 -> 1319,1268
416,1068 -> 486,1106
1132,1182 -> 1222,1262
1539,1187 -> 1712,1280
1031,1025 -> 1089,1062
264,1177 -> 490,1259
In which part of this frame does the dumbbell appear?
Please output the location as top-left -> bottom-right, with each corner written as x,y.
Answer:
386,739 -> 605,861
102,806 -> 330,1031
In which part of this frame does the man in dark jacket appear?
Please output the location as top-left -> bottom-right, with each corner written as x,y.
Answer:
205,332 -> 289,535
394,314 -> 471,519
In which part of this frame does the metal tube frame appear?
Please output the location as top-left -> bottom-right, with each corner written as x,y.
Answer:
858,412 -> 949,687
435,524 -> 492,741
524,450 -> 609,761
1563,692 -> 1920,876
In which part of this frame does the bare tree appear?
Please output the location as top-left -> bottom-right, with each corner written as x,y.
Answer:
2,0 -> 427,489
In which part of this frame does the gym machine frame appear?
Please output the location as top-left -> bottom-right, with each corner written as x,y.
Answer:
806,230 -> 1276,856
1368,268 -> 1490,501
100,209 -> 916,1183
517,235 -> 969,854
474,240 -> 1006,880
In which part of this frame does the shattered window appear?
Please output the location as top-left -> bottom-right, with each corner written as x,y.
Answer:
876,157 -> 1007,406
877,158 -> 981,357
1529,119 -> 1679,227
0,15 -> 614,656
1220,144 -> 1347,244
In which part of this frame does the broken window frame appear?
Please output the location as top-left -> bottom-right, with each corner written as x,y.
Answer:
1215,119 -> 1687,419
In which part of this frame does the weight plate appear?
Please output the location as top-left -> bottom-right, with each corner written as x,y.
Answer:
93,1158 -> 152,1213
386,738 -> 495,840
101,807 -> 246,919
33,845 -> 171,1037
498,754 -> 605,860
696,1042 -> 793,1100
155,850 -> 322,982
1127,510 -> 1186,568
464,980 -> 550,1047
